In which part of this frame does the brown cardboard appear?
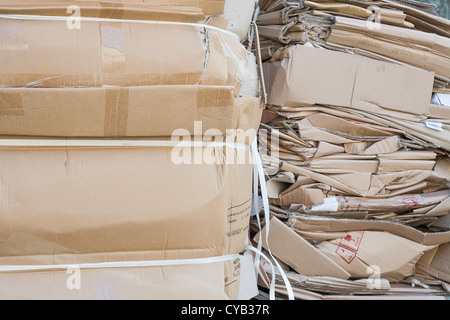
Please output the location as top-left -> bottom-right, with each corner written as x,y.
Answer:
303,191 -> 450,214
314,231 -> 437,282
377,159 -> 436,173
272,184 -> 324,208
0,3 -> 207,23
263,45 -> 435,116
428,104 -> 450,119
0,145 -> 253,258
327,16 -> 450,79
307,159 -> 379,174
0,15 -> 248,90
254,217 -> 351,279
0,251 -> 256,300
258,264 -> 447,300
416,243 -> 450,283
0,0 -> 226,16
300,113 -> 395,138
0,86 -> 263,138
287,214 -> 450,246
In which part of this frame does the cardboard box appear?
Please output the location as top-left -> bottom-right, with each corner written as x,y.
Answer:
0,0 -> 226,17
0,144 -> 256,299
263,45 -> 435,116
0,145 -> 253,258
0,251 -> 259,300
0,15 -> 248,90
0,86 -> 263,138
0,251 -> 258,300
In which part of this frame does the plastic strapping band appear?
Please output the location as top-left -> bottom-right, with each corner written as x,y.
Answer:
251,140 -> 295,300
0,253 -> 241,273
0,140 -> 251,149
247,2 -> 260,53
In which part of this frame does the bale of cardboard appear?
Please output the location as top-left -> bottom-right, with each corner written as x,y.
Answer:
0,3 -> 264,300
251,0 -> 450,300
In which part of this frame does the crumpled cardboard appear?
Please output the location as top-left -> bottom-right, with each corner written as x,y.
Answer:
263,44 -> 435,116
327,16 -> 450,79
416,243 -> 450,283
254,217 -> 439,283
254,0 -> 450,300
314,230 -> 437,282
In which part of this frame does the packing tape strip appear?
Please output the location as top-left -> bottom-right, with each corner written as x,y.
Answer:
0,91 -> 24,116
104,87 -> 129,137
0,138 -> 293,300
100,23 -> 127,75
99,1 -> 125,20
0,253 -> 241,273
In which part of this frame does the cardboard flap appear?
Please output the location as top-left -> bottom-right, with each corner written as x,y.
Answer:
254,217 -> 351,279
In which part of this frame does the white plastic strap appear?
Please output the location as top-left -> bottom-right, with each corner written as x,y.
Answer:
0,254 -> 241,273
0,139 -> 251,150
251,141 -> 295,300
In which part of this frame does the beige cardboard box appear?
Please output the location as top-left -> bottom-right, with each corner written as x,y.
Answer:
0,251 -> 258,300
0,0 -> 226,17
0,144 -> 256,299
0,145 -> 253,258
0,86 -> 263,138
0,15 -> 248,90
263,45 -> 435,116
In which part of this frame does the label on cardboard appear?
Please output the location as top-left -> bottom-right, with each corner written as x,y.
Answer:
310,197 -> 339,212
425,120 -> 443,132
335,231 -> 365,264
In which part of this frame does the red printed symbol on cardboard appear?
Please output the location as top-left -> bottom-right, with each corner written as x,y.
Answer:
401,195 -> 424,208
335,231 -> 364,264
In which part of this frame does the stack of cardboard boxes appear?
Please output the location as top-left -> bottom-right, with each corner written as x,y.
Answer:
0,1 -> 266,299
253,0 -> 450,299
